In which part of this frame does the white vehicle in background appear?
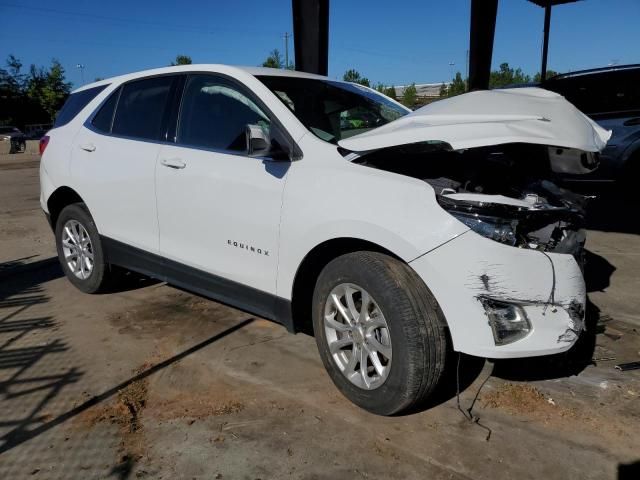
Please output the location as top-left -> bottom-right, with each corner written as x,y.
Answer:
39,65 -> 609,415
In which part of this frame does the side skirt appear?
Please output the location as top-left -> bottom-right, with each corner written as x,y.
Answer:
101,236 -> 294,332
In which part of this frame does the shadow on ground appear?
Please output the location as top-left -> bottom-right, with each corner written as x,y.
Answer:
0,255 -> 253,480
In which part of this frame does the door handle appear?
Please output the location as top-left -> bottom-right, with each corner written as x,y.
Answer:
161,158 -> 186,169
79,143 -> 96,152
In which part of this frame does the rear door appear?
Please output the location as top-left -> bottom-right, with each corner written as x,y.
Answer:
71,75 -> 178,253
155,73 -> 290,311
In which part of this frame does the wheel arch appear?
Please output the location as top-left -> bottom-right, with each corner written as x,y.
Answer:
289,237 -> 402,335
47,186 -> 87,229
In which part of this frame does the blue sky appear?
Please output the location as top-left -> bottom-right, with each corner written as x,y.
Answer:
1,0 -> 638,88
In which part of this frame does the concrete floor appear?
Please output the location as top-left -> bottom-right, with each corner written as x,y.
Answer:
0,153 -> 639,480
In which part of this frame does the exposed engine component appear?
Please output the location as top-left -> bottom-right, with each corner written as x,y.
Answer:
352,142 -> 588,256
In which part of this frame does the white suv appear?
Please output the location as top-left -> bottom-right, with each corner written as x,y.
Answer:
40,65 -> 609,415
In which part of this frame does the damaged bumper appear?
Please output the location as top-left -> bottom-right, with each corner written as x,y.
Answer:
410,231 -> 586,359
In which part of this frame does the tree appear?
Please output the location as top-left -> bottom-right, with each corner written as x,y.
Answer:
374,82 -> 386,93
0,55 -> 69,127
489,62 -> 531,88
384,85 -> 397,100
401,83 -> 417,108
447,72 -> 466,97
343,69 -> 370,87
0,54 -> 26,103
262,49 -> 284,69
171,55 -> 192,66
439,82 -> 448,97
42,60 -> 72,121
533,69 -> 558,83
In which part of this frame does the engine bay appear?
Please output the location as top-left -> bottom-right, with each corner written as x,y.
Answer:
351,142 -> 589,256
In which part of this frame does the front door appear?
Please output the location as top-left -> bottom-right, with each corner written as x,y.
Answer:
155,74 -> 289,314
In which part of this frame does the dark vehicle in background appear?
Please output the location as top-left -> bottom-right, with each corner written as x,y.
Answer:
542,65 -> 640,188
0,126 -> 27,153
24,123 -> 53,140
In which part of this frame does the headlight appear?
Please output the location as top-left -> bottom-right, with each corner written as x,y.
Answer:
448,211 -> 517,246
479,296 -> 531,345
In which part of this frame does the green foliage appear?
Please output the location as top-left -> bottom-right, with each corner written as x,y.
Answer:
401,83 -> 417,108
489,62 -> 531,88
262,49 -> 284,69
39,60 -> 72,121
0,55 -> 71,126
447,72 -> 467,97
533,69 -> 558,83
171,55 -> 192,66
343,69 -> 370,87
443,63 -> 543,99
384,85 -> 397,100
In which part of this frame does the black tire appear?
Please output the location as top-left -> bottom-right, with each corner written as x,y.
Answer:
312,251 -> 448,415
55,203 -> 112,293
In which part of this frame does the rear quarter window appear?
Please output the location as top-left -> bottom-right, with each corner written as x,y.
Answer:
91,87 -> 121,133
54,85 -> 108,128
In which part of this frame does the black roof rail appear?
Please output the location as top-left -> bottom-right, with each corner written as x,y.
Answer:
548,64 -> 640,81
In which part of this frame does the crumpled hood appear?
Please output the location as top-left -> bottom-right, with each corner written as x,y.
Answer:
338,87 -> 611,153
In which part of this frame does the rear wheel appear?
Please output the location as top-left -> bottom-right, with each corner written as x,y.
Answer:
312,251 -> 448,415
55,203 -> 113,293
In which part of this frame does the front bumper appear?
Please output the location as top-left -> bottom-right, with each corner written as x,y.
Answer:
410,231 -> 586,359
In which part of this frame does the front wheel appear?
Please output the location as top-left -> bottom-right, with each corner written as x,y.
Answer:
312,251 -> 448,415
55,203 -> 113,293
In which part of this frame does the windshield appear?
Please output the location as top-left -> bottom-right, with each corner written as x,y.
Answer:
257,76 -> 409,144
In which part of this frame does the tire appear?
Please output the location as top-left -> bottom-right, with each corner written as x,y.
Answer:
312,251 -> 448,415
55,203 -> 112,293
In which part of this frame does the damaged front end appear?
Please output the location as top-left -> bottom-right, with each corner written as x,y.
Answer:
355,142 -> 590,260
337,88 -> 609,357
353,142 -> 592,355
435,179 -> 587,261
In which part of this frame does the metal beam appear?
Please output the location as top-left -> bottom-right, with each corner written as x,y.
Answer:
540,5 -> 552,81
292,0 -> 329,76
468,0 -> 498,91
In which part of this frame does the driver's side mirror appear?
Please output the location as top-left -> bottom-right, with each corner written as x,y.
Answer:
246,123 -> 291,161
246,124 -> 270,156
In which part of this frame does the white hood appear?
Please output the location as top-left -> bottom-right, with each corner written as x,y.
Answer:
338,87 -> 611,153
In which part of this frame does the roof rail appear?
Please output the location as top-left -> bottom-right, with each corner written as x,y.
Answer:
549,64 -> 640,80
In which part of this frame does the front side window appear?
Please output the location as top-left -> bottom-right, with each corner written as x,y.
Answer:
112,76 -> 174,141
257,76 -> 409,143
178,74 -> 270,152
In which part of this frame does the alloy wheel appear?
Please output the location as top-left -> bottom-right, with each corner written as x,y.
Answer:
323,283 -> 392,390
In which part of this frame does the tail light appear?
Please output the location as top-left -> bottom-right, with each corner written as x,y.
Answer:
39,135 -> 50,155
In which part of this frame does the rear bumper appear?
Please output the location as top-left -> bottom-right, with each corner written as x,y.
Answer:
410,231 -> 586,359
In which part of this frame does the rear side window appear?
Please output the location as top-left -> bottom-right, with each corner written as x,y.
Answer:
54,85 -> 108,128
112,76 -> 174,141
91,87 -> 120,133
177,74 -> 270,151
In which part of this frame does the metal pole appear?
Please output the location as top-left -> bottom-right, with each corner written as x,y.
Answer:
284,32 -> 290,69
540,5 -> 552,82
467,0 -> 498,91
292,0 -> 329,75
76,64 -> 85,85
